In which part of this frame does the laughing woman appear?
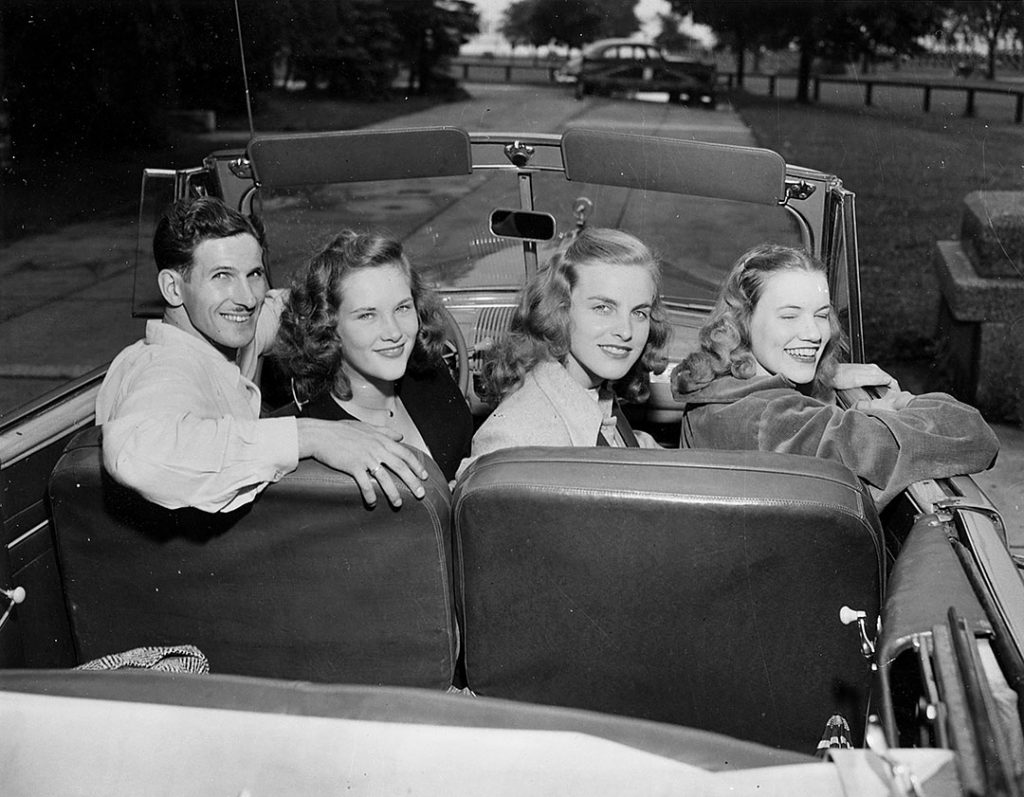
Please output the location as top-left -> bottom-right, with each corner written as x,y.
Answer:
275,231 -> 472,483
458,227 -> 671,476
671,243 -> 999,508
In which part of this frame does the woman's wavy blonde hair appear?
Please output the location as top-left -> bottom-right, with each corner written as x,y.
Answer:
671,243 -> 847,396
275,230 -> 448,405
482,227 -> 671,404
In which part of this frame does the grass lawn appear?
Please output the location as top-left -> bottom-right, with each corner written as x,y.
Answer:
731,90 -> 1024,387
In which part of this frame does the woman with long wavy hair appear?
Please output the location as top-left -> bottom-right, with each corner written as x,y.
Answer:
458,227 -> 671,476
275,230 -> 472,482
671,243 -> 998,508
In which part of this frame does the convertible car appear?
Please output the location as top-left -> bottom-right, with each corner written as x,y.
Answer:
2,123 -> 1023,795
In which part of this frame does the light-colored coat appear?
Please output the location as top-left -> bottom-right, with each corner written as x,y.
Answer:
456,361 -> 656,478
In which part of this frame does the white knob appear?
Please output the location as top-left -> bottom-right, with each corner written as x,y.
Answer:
3,586 -> 26,604
839,605 -> 865,625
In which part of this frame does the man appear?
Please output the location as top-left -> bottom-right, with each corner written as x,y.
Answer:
96,196 -> 427,512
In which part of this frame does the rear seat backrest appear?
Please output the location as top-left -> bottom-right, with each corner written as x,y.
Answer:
49,427 -> 457,687
452,446 -> 885,753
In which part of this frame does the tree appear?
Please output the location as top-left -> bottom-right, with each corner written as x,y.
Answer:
944,0 -> 1024,79
499,0 -> 639,49
500,0 -> 540,50
839,1 -> 943,73
653,12 -> 701,54
3,0 -> 180,154
255,0 -> 400,97
669,1 -> 788,87
674,1 -> 945,100
385,0 -> 479,94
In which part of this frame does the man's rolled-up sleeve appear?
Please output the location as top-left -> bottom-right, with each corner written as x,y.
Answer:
98,351 -> 299,512
102,411 -> 298,512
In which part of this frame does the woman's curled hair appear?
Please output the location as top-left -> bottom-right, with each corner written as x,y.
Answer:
671,243 -> 847,397
275,230 -> 448,405
482,226 -> 670,405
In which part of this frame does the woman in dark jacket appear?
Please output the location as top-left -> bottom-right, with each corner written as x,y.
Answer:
671,243 -> 998,508
275,230 -> 472,483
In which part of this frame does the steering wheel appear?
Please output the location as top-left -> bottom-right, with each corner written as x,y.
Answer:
439,305 -> 470,398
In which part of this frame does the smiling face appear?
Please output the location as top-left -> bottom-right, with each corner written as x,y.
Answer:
748,268 -> 831,384
160,233 -> 267,359
335,264 -> 419,390
564,262 -> 654,389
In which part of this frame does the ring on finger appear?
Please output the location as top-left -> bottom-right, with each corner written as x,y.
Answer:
368,463 -> 383,477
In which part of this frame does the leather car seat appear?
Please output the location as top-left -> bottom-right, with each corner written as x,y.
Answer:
452,446 -> 885,753
48,427 -> 457,687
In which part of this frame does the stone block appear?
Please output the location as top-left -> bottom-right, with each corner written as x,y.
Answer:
975,320 -> 1024,422
961,191 -> 1024,278
934,240 -> 1024,323
934,238 -> 1024,423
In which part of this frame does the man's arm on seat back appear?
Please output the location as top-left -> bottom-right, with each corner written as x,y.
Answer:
98,355 -> 299,513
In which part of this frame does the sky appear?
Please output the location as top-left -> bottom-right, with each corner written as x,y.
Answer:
472,0 -> 671,30
466,0 -> 714,50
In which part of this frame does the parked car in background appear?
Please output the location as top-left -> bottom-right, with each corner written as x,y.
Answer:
559,38 -> 717,108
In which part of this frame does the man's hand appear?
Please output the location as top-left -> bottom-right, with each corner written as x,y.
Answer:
296,418 -> 429,508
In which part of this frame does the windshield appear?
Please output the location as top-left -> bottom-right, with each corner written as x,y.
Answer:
255,169 -> 803,301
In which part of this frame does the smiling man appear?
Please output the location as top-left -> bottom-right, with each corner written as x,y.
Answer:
96,197 -> 427,512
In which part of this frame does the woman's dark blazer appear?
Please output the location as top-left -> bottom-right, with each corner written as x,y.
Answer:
284,365 -> 473,482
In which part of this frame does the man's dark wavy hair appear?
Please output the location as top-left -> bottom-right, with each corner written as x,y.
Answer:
482,226 -> 670,405
152,196 -> 266,278
275,230 -> 448,405
670,243 -> 847,398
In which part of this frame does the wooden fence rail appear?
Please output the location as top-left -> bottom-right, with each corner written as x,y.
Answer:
448,57 -> 1024,124
719,72 -> 1024,124
450,57 -> 562,85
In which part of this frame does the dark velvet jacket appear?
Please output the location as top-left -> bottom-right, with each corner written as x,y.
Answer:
676,373 -> 1000,508
285,366 -> 473,483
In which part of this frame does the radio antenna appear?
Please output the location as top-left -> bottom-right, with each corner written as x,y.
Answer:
233,0 -> 256,140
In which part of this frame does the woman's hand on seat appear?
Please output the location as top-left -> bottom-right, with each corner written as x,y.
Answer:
852,389 -> 915,412
830,363 -> 900,392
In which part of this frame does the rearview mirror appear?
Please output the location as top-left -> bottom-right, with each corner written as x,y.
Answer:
489,209 -> 557,241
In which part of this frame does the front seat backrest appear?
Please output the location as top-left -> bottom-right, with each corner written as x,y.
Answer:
452,446 -> 884,753
49,427 -> 456,687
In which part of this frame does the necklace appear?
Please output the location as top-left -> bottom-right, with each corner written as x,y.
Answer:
332,391 -> 397,420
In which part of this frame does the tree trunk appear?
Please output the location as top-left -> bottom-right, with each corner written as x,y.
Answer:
796,42 -> 813,103
987,35 -> 998,80
734,34 -> 746,88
